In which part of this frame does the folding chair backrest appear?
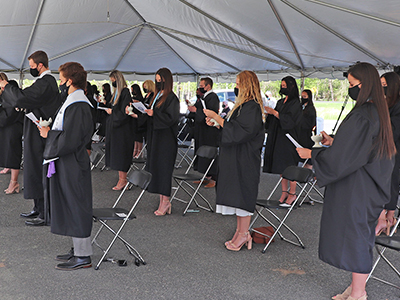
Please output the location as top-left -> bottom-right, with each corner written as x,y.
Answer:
282,166 -> 313,183
196,145 -> 218,159
127,170 -> 152,190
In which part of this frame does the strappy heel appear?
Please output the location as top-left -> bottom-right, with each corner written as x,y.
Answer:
4,180 -> 20,195
279,192 -> 296,207
225,230 -> 238,247
154,200 -> 172,216
332,286 -> 352,300
112,178 -> 128,191
226,231 -> 252,251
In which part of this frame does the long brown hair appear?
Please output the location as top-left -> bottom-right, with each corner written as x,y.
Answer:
150,68 -> 173,108
381,72 -> 400,108
109,70 -> 127,105
348,62 -> 396,158
229,70 -> 265,121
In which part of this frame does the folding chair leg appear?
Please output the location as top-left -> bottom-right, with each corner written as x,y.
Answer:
94,220 -> 145,270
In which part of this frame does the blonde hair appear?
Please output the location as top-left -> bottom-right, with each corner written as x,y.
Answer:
143,80 -> 155,94
229,70 -> 265,120
109,70 -> 127,105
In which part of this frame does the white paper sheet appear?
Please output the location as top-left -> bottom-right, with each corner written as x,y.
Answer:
285,133 -> 303,148
26,112 -> 41,128
132,102 -> 147,114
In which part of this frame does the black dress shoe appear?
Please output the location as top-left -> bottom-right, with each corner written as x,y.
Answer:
56,248 -> 74,262
20,211 -> 39,218
25,217 -> 45,226
56,256 -> 92,271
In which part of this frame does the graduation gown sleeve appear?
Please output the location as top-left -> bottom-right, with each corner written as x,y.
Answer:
153,93 -> 180,131
112,88 -> 132,128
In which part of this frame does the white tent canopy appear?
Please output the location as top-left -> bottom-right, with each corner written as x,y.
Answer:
1,0 -> 399,82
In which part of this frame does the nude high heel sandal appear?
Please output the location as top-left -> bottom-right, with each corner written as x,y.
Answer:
226,231 -> 252,251
4,181 -> 20,195
332,286 -> 352,300
154,200 -> 172,216
347,293 -> 367,300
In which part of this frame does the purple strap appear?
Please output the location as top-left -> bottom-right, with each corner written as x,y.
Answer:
47,161 -> 56,178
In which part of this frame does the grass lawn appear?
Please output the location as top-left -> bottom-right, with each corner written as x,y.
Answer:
314,100 -> 354,121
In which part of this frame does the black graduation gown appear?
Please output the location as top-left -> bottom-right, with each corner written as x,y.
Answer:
0,104 -> 24,169
298,103 -> 316,150
312,102 -> 394,273
146,92 -> 179,196
263,96 -> 302,174
136,92 -> 153,141
97,92 -> 112,136
43,102 -> 93,238
216,100 -> 264,213
105,88 -> 134,172
189,92 -> 220,175
386,101 -> 400,209
1,74 -> 61,199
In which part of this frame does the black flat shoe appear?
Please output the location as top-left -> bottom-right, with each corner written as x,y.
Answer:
25,217 -> 45,226
56,248 -> 74,262
20,211 -> 39,218
56,256 -> 92,271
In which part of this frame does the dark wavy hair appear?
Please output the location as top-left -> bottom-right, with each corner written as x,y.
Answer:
348,62 -> 396,158
302,89 -> 314,106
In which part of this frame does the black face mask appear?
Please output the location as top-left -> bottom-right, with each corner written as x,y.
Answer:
383,86 -> 388,96
30,68 -> 40,77
280,87 -> 289,96
112,81 -> 117,88
348,84 -> 360,101
143,88 -> 148,94
199,87 -> 207,94
59,81 -> 69,96
234,87 -> 239,97
222,104 -> 226,109
156,81 -> 164,91
301,97 -> 308,104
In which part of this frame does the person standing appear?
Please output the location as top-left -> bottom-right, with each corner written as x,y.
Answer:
298,62 -> 396,300
262,76 -> 302,207
40,62 -> 93,270
105,70 -> 134,190
0,78 -> 24,195
204,70 -> 264,251
144,68 -> 179,216
0,50 -> 61,226
187,77 -> 219,188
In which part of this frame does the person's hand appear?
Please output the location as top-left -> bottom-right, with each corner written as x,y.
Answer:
106,108 -> 112,115
187,105 -> 196,112
203,109 -> 217,119
265,106 -> 279,118
38,125 -> 50,138
0,80 -> 8,89
145,109 -> 153,116
320,131 -> 333,146
125,105 -> 130,115
132,99 -> 139,103
205,117 -> 220,128
297,148 -> 312,159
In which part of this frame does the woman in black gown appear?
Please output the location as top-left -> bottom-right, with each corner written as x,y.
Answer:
130,83 -> 144,158
298,62 -> 396,300
0,77 -> 23,194
105,70 -> 134,190
375,71 -> 400,235
263,76 -> 302,207
204,70 -> 265,251
144,68 -> 179,216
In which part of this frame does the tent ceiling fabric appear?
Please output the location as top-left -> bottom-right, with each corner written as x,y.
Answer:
0,0 -> 399,82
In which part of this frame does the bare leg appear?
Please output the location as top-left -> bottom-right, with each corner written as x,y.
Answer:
279,177 -> 288,203
349,273 -> 368,299
136,142 -> 143,158
227,216 -> 252,250
112,171 -> 128,190
286,181 -> 297,205
154,194 -> 172,216
5,169 -> 20,194
375,209 -> 387,236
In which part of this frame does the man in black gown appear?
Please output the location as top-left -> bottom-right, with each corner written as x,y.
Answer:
0,50 -> 60,226
187,77 -> 219,188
